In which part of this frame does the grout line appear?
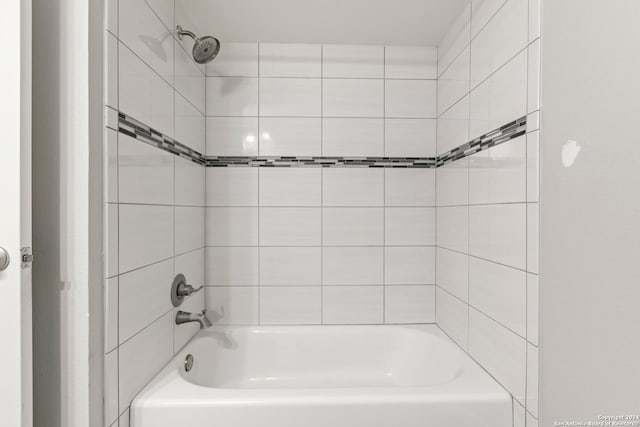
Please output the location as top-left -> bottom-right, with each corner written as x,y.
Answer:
257,43 -> 261,325
382,46 -> 386,324
320,45 -> 324,325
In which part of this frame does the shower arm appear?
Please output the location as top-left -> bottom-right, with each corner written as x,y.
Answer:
176,25 -> 197,41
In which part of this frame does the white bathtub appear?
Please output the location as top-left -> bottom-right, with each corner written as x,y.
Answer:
131,325 -> 512,427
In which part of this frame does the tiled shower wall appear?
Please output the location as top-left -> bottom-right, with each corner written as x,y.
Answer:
204,44 -> 438,325
103,0 -> 206,426
435,0 -> 540,426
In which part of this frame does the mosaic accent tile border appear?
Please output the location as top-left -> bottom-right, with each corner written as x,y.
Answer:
117,113 -> 527,169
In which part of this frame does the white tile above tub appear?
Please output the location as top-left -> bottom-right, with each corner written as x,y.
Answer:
145,0 -> 173,31
436,206 -> 469,253
385,285 -> 435,324
437,96 -> 470,155
527,203 -> 539,273
438,3 -> 471,77
105,129 -> 118,204
206,117 -> 259,156
526,412 -> 538,427
323,286 -> 383,325
175,206 -> 205,255
384,119 -> 436,157
436,163 -> 469,207
322,79 -> 384,118
175,156 -> 205,207
118,311 -> 173,410
119,409 -> 130,427
385,208 -> 435,246
437,45 -> 470,116
206,167 -> 258,207
206,77 -> 258,116
206,286 -> 259,325
526,343 -> 539,417
259,168 -> 321,207
322,168 -> 384,207
322,118 -> 384,157
435,287 -> 469,349
259,118 -> 321,156
119,204 -> 173,273
527,273 -> 539,346
259,247 -> 321,286
385,80 -> 437,119
513,400 -> 526,427
322,45 -> 384,78
175,248 -> 205,289
527,39 -> 541,114
259,43 -> 321,77
322,208 -> 384,246
526,131 -> 539,202
529,0 -> 541,42
118,259 -> 173,344
385,169 -> 436,207
105,349 -> 119,426
259,207 -> 321,246
206,247 -> 259,287
385,247 -> 436,285
106,204 -> 119,278
206,207 -> 258,246
322,247 -> 384,286
260,78 -> 321,117
206,43 -> 259,77
260,286 -> 321,325
105,277 -> 118,353
175,93 -> 205,154
105,32 -> 118,109
384,46 -> 437,79
105,0 -> 117,35
436,248 -> 469,302
470,0 -> 508,38
174,40 -> 205,114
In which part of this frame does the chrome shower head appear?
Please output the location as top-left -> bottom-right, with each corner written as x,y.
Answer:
176,25 -> 221,64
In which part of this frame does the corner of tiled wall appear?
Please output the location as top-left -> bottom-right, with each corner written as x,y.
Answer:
103,0 -> 206,425
435,0 -> 540,426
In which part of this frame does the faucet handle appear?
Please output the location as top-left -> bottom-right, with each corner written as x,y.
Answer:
177,282 -> 203,297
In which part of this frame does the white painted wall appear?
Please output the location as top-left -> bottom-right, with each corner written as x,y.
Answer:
540,1 -> 640,424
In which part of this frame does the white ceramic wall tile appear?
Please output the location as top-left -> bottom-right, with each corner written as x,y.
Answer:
322,118 -> 384,156
435,287 -> 469,349
469,308 -> 526,401
259,208 -> 321,246
469,50 -> 527,139
322,247 -> 384,286
119,204 -> 173,273
528,0 -> 541,42
105,33 -> 118,109
385,80 -> 437,118
175,207 -> 205,254
436,248 -> 469,302
174,287 -> 205,351
469,203 -> 526,269
118,259 -> 173,344
206,247 -> 259,286
206,77 -> 258,116
206,117 -> 259,156
514,400 -> 526,427
385,208 -> 436,246
260,78 -> 321,117
107,204 -> 119,278
322,208 -> 384,246
322,45 -> 384,78
470,0 -> 509,38
175,248 -> 205,288
385,247 -> 436,285
526,111 -> 539,132
205,287 -> 259,325
385,46 -> 437,79
436,206 -> 469,253
470,0 -> 527,87
206,43 -> 259,77
385,169 -> 436,207
206,168 -> 258,206
323,286 -> 383,324
527,273 -> 539,345
206,207 -> 258,246
468,136 -> 526,205
527,203 -> 539,273
259,43 -> 321,77
322,169 -> 384,207
119,0 -> 174,84
259,168 -> 321,207
437,46 -> 470,115
144,0 -> 173,30
437,96 -> 470,155
175,93 -> 206,154
105,106 -> 119,130
174,41 -> 205,113
259,118 -> 322,156
527,39 -> 540,114
526,343 -> 539,417
384,119 -> 436,157
438,3 -> 471,77
175,156 -> 205,207
120,409 -> 130,427
105,277 -> 118,353
526,131 -> 539,202
260,287 -> 321,325
526,413 -> 538,427
469,257 -> 526,336
323,79 -> 384,117
119,43 -> 174,137
105,349 -> 119,426
385,285 -> 435,323
436,164 -> 469,206
118,312 -> 173,410
105,0 -> 117,35
106,129 -> 118,204
259,247 -> 321,286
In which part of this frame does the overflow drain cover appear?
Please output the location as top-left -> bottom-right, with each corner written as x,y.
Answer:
184,354 -> 194,372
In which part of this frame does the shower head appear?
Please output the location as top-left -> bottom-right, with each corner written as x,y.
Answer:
176,25 -> 221,64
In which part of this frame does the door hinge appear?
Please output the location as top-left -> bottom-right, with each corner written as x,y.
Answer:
21,247 -> 33,269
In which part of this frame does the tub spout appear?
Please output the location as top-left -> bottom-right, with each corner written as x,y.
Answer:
176,309 -> 213,329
